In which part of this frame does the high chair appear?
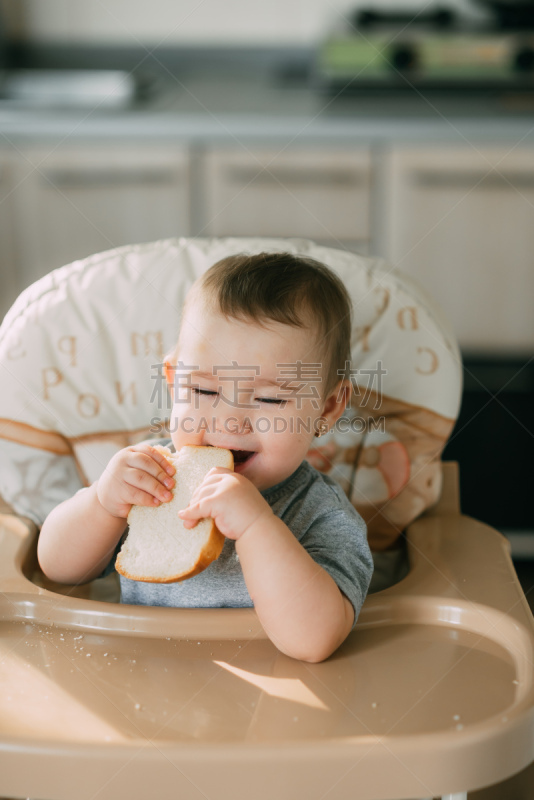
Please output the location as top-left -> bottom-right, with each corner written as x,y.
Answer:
0,237 -> 533,800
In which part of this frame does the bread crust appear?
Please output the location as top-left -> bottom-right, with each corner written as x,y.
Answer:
116,523 -> 225,584
115,445 -> 233,583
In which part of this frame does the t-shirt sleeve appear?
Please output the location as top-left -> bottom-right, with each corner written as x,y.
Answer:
299,508 -> 373,629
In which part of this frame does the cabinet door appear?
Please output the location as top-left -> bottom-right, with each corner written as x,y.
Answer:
385,146 -> 534,351
13,146 -> 190,290
0,153 -> 19,320
203,147 -> 371,247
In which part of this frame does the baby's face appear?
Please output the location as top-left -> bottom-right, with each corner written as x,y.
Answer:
167,297 -> 328,491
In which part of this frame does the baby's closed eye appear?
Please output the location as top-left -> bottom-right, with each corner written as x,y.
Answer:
191,386 -> 286,406
256,397 -> 286,405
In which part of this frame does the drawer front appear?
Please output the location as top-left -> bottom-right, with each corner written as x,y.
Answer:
12,146 -> 191,289
204,148 -> 371,243
384,146 -> 534,351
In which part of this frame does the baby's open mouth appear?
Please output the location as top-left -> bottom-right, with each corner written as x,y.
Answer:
230,449 -> 255,466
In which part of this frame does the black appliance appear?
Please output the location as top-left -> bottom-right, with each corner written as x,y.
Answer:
443,355 -> 534,541
475,0 -> 534,31
316,3 -> 534,95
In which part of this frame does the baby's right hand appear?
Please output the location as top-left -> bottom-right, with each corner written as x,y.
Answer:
96,444 -> 176,518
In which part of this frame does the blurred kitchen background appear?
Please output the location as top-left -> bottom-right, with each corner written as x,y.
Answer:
1,2 -> 534,795
0,2 -> 533,558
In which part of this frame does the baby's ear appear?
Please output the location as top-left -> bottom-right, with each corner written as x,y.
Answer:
322,379 -> 351,426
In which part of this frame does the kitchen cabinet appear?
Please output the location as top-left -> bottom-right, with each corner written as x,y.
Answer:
384,146 -> 534,352
9,145 -> 191,292
203,147 -> 372,251
2,133 -> 534,354
0,152 -> 19,320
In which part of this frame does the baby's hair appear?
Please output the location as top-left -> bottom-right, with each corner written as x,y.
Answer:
197,252 -> 352,396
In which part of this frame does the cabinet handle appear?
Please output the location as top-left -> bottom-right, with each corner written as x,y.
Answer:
41,169 -> 181,189
224,167 -> 366,188
412,170 -> 534,190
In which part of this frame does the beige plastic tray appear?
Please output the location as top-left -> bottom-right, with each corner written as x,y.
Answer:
1,465 -> 534,800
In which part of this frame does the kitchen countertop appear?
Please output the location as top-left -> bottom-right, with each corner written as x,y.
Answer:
1,47 -> 534,145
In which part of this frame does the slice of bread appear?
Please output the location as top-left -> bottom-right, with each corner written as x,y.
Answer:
116,444 -> 234,583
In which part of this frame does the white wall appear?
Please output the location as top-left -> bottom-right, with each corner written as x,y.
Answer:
3,0 -> 488,46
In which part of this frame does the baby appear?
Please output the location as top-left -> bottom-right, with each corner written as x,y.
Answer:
38,252 -> 373,663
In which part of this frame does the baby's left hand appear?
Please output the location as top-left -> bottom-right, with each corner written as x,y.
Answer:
178,468 -> 273,540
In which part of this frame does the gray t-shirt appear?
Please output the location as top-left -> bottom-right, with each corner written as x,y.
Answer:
112,446 -> 373,627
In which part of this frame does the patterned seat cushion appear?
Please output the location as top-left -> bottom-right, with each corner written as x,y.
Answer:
0,237 -> 462,551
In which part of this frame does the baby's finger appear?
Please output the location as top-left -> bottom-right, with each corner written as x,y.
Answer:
127,487 -> 165,508
189,480 -> 217,501
125,466 -> 173,505
206,466 -> 232,477
147,446 -> 176,476
189,468 -> 230,500
178,504 -> 201,528
125,449 -> 175,491
131,444 -> 176,477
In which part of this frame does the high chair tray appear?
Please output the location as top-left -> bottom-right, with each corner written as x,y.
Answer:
1,481 -> 534,799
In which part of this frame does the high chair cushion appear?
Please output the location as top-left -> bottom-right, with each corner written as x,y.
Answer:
0,237 -> 462,550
